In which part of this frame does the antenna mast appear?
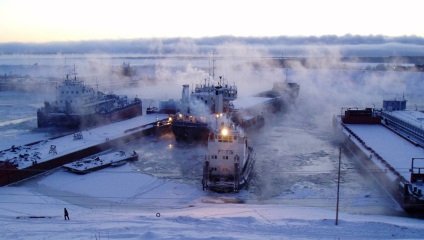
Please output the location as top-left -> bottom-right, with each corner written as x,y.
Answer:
211,51 -> 218,81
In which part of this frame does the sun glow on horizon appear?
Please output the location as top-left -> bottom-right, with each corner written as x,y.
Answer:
0,0 -> 422,43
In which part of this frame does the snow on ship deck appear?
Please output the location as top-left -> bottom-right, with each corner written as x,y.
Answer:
63,151 -> 137,174
340,121 -> 424,182
0,114 -> 168,170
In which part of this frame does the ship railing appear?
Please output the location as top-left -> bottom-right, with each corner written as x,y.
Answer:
410,158 -> 424,182
382,112 -> 424,144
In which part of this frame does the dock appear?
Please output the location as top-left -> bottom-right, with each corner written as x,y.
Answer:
0,114 -> 170,186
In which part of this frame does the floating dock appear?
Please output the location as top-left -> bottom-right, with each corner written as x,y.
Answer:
0,114 -> 170,186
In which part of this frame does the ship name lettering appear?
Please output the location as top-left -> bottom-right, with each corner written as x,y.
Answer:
218,150 -> 234,155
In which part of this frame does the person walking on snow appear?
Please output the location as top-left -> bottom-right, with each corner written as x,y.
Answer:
64,208 -> 69,220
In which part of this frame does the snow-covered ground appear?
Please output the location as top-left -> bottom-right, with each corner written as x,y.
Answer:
2,164 -> 424,239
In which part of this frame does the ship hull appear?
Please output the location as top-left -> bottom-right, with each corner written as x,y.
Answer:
37,102 -> 143,129
202,149 -> 255,193
171,122 -> 210,142
63,152 -> 138,174
334,116 -> 424,213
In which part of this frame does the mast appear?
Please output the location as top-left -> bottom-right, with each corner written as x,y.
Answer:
210,51 -> 218,81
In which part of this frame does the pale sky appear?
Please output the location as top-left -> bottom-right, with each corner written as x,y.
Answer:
0,0 -> 422,43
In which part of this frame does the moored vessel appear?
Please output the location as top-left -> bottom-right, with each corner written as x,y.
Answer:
37,67 -> 143,129
63,150 -> 138,174
202,115 -> 255,192
171,78 -> 237,142
334,98 -> 424,213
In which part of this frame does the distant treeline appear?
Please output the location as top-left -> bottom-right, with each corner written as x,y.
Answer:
280,56 -> 424,71
1,35 -> 424,57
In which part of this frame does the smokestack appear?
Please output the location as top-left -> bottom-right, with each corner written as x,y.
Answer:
215,87 -> 223,114
182,84 -> 190,103
180,84 -> 191,115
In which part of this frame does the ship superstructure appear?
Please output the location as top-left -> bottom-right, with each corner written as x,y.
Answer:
171,77 -> 237,141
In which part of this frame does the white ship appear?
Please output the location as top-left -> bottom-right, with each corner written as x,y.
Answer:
202,114 -> 255,192
37,67 -> 142,128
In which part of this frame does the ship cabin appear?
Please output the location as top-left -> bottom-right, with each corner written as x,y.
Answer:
341,107 -> 382,124
206,123 -> 248,179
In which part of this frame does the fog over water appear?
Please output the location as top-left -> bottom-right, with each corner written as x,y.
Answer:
0,43 -> 423,216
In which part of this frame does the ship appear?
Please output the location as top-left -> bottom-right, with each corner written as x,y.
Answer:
202,114 -> 255,192
63,150 -> 138,174
0,74 -> 57,92
254,80 -> 300,113
146,99 -> 179,115
171,76 -> 238,142
171,80 -> 299,142
37,67 -> 143,129
334,97 -> 424,213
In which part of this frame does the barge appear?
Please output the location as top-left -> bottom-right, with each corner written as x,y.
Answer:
335,98 -> 424,212
63,150 -> 138,174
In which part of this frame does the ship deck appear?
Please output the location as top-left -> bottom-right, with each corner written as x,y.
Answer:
339,120 -> 424,182
63,151 -> 136,174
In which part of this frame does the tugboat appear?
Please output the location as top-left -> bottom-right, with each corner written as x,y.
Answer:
202,114 -> 255,192
37,67 -> 143,129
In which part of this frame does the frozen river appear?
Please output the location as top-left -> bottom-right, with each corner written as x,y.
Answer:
1,56 -> 423,217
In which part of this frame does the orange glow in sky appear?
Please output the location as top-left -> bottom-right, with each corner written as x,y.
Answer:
0,0 -> 422,43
